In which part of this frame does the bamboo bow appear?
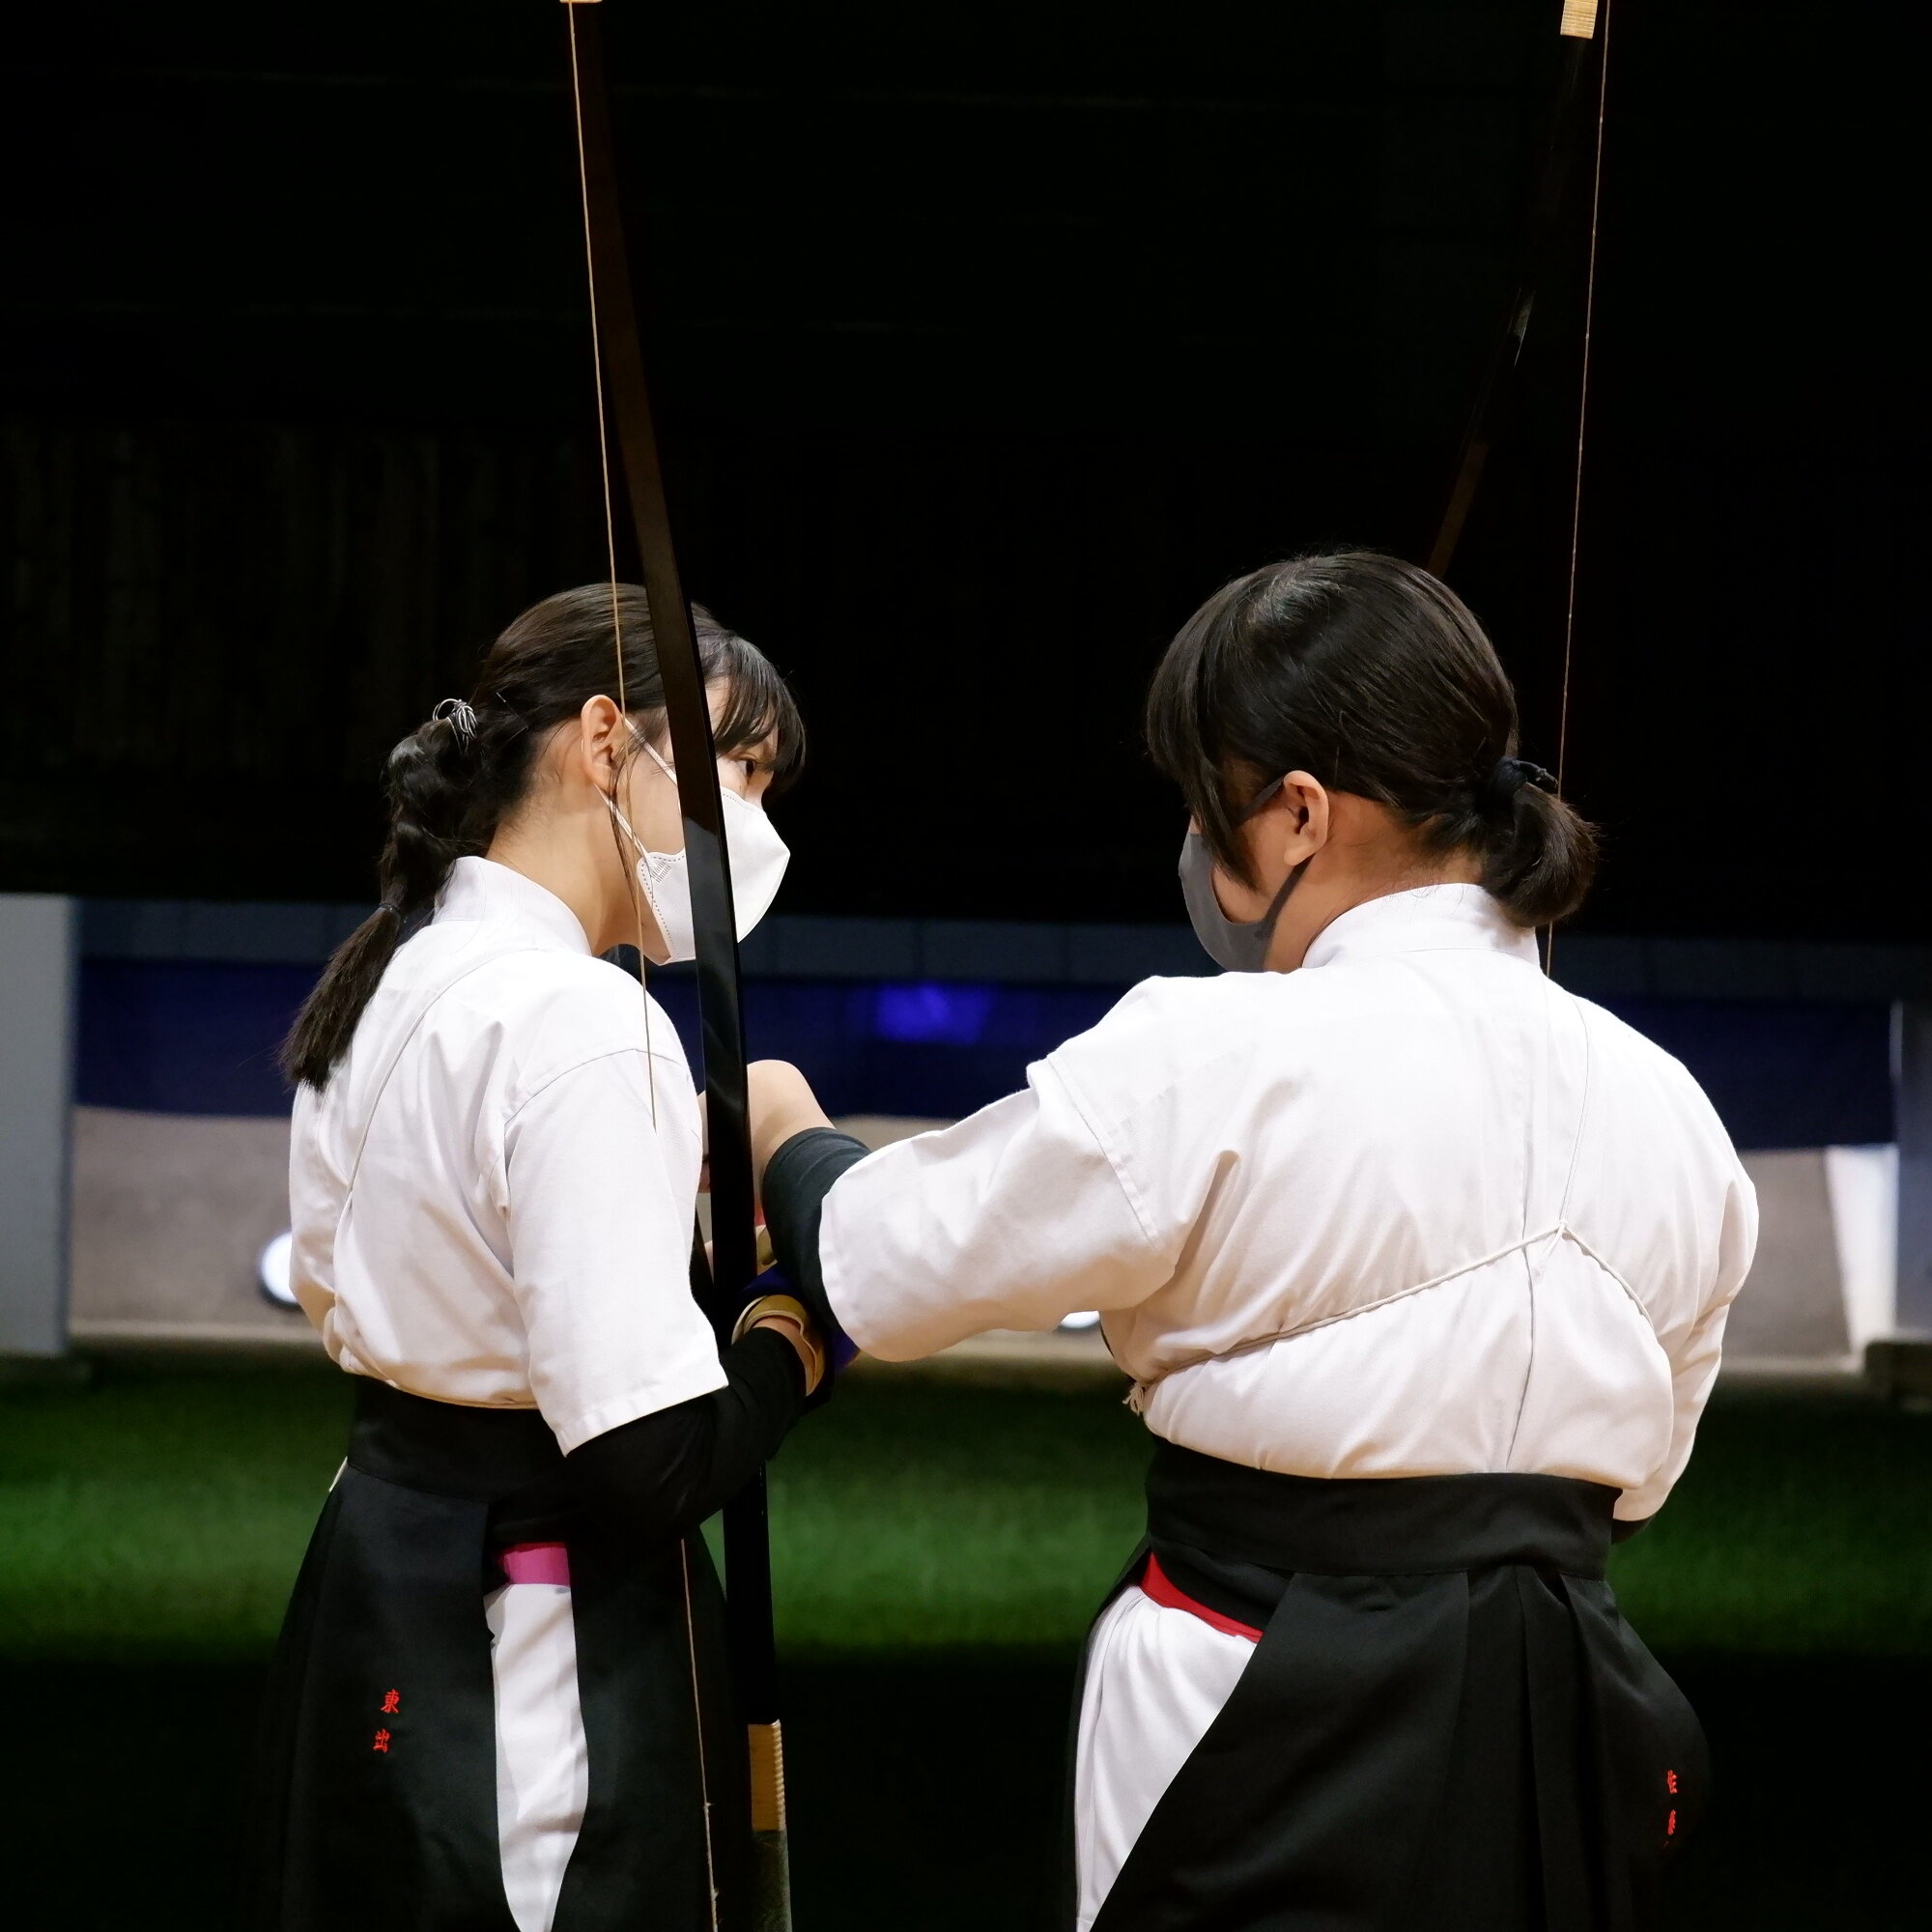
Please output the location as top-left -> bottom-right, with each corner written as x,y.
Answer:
1430,0 -> 1613,964
560,5 -> 791,1925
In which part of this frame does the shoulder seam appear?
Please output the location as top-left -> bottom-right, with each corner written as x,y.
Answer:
504,1041 -> 693,1133
1033,1058 -> 1165,1253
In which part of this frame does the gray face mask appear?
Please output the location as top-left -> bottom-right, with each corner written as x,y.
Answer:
1178,777 -> 1309,973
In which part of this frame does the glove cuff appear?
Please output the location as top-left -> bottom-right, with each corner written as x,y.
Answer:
732,1293 -> 827,1397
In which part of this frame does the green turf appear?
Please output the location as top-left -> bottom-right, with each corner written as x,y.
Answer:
0,1361 -> 350,1662
3,1361 -> 1930,1662
1604,1390 -> 1932,1657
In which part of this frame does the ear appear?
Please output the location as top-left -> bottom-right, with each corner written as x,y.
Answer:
1260,771 -> 1331,867
574,695 -> 629,793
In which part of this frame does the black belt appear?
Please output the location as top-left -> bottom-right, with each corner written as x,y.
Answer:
1145,1437 -> 1615,1630
345,1378 -> 581,1549
347,1378 -> 564,1499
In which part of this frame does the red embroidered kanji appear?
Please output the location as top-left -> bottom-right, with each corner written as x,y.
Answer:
1665,1808 -> 1677,1837
1665,1769 -> 1679,1795
381,1690 -> 401,1716
373,1729 -> 392,1754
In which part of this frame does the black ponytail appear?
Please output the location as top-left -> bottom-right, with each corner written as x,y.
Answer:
282,584 -> 803,1091
1146,551 -> 1598,929
1438,758 -> 1603,931
278,711 -> 479,1091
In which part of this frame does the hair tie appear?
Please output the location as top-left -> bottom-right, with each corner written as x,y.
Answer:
431,696 -> 479,745
1481,756 -> 1557,812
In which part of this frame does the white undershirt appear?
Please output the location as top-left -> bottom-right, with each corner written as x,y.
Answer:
822,883 -> 1757,1520
289,855 -> 724,1452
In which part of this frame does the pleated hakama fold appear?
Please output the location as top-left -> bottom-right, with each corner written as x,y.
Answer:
1079,1442 -> 1704,1932
252,1380 -> 751,1932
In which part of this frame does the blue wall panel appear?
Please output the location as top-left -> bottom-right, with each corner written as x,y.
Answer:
72,956 -> 1897,1151
1599,999 -> 1891,1151
76,959 -> 316,1117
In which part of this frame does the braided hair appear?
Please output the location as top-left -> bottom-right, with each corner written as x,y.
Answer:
282,583 -> 802,1090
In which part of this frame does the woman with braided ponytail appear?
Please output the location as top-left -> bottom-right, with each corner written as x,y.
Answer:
258,585 -> 823,1932
749,552 -> 1755,1930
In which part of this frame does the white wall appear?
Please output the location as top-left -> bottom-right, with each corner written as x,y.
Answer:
62,1106 -> 1901,1369
1825,1145 -> 1897,1352
68,1106 -> 305,1344
0,895 -> 76,1357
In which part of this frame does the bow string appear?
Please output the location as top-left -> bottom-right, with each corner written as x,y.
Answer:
561,4 -> 791,1925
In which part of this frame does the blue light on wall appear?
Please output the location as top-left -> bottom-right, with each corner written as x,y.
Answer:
870,982 -> 997,1046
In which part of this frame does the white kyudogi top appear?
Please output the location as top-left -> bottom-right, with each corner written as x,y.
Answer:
289,855 -> 724,1454
822,883 -> 1757,1521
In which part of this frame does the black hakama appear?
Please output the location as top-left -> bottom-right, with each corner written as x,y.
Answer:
1078,1442 -> 1703,1932
252,1380 -> 752,1932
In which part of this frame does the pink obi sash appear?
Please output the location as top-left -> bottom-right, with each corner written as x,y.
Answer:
497,1541 -> 571,1587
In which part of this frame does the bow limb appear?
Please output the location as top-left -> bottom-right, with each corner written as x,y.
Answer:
1426,0 -> 1612,980
1428,0 -> 1607,579
561,4 -> 791,1923
562,4 -> 758,1303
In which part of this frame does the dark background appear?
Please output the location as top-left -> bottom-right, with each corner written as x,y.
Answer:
3,1 -> 1924,934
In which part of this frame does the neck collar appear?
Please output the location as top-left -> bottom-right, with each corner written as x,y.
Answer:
435,856 -> 594,954
1299,883 -> 1539,972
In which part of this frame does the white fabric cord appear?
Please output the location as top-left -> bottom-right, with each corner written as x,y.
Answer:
486,1581 -> 590,1932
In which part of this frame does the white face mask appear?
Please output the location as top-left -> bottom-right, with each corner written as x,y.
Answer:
605,738 -> 790,964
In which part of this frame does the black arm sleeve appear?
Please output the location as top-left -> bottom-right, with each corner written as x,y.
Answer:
760,1126 -> 871,1332
565,1326 -> 806,1547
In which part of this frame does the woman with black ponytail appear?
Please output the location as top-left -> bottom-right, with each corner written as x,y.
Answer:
259,585 -> 823,1932
749,553 -> 1756,1930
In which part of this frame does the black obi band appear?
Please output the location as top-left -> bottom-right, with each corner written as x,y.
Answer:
1147,1437 -> 1617,1581
347,1378 -> 564,1502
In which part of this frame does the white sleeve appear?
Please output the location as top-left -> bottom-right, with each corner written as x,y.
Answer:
1617,1155 -> 1758,1522
502,1049 -> 725,1452
819,1060 -> 1172,1361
